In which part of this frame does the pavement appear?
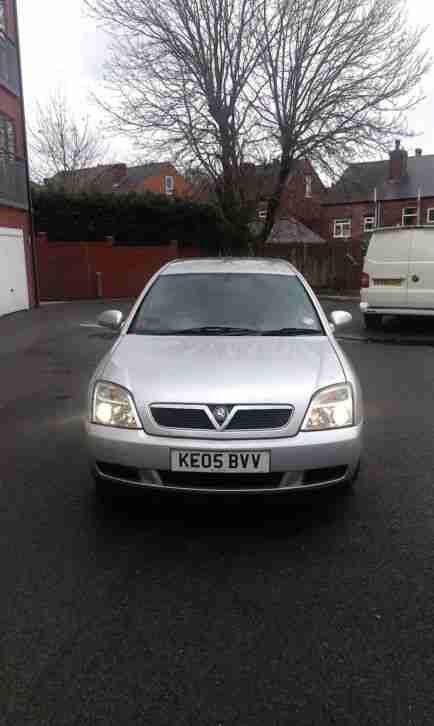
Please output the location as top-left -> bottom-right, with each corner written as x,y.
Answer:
2,300 -> 434,725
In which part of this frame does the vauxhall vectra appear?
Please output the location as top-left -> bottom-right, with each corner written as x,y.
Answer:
86,258 -> 363,495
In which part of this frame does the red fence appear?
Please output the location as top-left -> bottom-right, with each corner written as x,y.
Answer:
37,234 -> 200,301
37,234 -> 363,301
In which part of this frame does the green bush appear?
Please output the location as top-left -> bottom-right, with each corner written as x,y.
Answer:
32,190 -> 226,252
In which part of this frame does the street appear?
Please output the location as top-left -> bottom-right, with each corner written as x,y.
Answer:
1,299 -> 434,726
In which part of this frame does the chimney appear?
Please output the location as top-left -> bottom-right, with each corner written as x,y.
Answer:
112,163 -> 127,184
415,148 -> 423,157
389,140 -> 408,181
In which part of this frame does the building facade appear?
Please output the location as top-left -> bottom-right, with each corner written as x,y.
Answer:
321,141 -> 434,249
0,0 -> 35,316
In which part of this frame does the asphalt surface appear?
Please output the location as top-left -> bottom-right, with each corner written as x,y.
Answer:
2,299 -> 434,725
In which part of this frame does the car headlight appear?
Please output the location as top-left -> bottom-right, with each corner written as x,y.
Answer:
302,383 -> 354,431
91,381 -> 141,429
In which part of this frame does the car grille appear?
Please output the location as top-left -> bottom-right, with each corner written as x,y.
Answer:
150,407 -> 214,430
158,471 -> 284,490
150,405 -> 293,431
226,409 -> 291,430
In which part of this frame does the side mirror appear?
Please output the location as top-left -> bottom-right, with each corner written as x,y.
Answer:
97,310 -> 124,330
329,310 -> 352,328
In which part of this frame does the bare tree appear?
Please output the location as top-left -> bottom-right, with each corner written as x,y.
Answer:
86,0 -> 429,251
85,0 -> 267,251
255,0 -> 430,244
29,88 -> 107,192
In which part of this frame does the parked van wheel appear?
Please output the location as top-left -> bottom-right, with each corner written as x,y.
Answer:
364,313 -> 382,330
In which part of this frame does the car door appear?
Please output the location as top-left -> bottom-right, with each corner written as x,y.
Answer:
407,228 -> 434,309
365,229 -> 410,308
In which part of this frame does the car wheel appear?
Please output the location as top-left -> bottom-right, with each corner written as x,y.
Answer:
364,313 -> 382,330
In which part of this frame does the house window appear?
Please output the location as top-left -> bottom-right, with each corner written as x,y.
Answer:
402,207 -> 417,226
0,113 -> 16,161
333,218 -> 351,239
364,216 -> 375,232
305,175 -> 312,198
0,2 -> 5,34
426,208 -> 434,224
165,175 -> 174,195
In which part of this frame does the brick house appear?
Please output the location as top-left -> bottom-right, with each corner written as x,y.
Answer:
0,0 -> 35,317
239,158 -> 325,233
321,141 -> 434,248
49,161 -> 192,199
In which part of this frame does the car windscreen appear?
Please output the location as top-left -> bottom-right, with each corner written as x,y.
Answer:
129,273 -> 324,336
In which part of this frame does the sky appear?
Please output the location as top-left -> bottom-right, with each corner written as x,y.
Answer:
16,0 -> 434,165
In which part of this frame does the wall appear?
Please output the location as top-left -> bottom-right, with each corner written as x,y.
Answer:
37,234 -> 200,301
280,162 -> 324,232
4,0 -> 17,40
321,197 -> 434,242
140,164 -> 193,198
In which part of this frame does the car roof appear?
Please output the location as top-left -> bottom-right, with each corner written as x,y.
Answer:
160,257 -> 297,276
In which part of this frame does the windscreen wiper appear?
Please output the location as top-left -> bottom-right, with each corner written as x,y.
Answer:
259,327 -> 322,336
170,326 -> 259,335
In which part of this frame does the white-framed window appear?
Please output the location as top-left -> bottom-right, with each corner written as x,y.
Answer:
402,207 -> 417,226
165,175 -> 174,195
426,208 -> 434,224
364,216 -> 375,232
0,112 -> 15,164
333,218 -> 351,239
0,1 -> 5,34
305,175 -> 312,198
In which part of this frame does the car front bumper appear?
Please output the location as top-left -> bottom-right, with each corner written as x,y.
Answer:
85,421 -> 363,494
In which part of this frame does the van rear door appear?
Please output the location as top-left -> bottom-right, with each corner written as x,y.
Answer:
364,229 -> 410,308
407,228 -> 434,309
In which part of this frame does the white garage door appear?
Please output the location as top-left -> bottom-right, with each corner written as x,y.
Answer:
0,227 -> 30,316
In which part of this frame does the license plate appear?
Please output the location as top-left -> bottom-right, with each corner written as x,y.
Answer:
373,278 -> 402,286
170,450 -> 270,473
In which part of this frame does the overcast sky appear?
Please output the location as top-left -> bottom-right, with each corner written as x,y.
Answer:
16,0 -> 434,164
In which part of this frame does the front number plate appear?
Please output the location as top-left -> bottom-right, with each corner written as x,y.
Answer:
170,450 -> 270,473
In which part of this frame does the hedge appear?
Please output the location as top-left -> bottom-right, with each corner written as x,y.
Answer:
32,190 -> 226,251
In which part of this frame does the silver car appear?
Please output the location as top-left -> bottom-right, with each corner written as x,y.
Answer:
86,258 -> 363,495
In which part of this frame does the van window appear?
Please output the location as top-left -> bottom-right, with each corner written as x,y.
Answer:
402,207 -> 417,226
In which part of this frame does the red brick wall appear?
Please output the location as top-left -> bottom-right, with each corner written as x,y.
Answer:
138,164 -> 192,198
4,0 -> 17,41
37,235 -> 201,301
280,161 -> 324,231
321,197 -> 434,242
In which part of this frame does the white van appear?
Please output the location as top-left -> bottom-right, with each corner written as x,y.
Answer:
360,227 -> 434,329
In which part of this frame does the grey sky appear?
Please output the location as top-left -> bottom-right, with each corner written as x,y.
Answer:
16,0 -> 434,164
